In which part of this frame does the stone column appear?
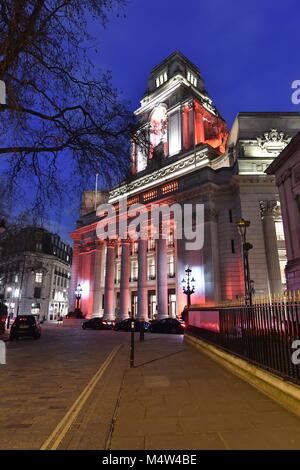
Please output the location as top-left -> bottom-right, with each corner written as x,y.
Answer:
103,240 -> 116,320
119,238 -> 130,320
203,204 -> 221,303
260,200 -> 283,294
69,236 -> 80,311
137,238 -> 148,321
156,238 -> 168,319
91,241 -> 103,317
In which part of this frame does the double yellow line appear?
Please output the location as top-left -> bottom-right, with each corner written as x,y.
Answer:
40,344 -> 122,450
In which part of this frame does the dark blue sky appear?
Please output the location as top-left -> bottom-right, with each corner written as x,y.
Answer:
53,0 -> 300,241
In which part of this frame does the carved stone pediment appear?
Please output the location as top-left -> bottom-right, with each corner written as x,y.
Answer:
257,129 -> 291,154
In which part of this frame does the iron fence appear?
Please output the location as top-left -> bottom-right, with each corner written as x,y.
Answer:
187,294 -> 300,384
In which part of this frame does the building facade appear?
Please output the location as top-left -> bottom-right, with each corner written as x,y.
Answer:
70,52 -> 300,320
266,131 -> 300,290
0,227 -> 72,321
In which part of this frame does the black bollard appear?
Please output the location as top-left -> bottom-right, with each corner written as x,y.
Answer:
140,321 -> 145,342
130,318 -> 135,368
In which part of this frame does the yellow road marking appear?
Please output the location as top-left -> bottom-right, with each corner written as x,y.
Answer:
40,344 -> 122,450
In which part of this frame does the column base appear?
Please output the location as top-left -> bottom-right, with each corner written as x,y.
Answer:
286,258 -> 300,291
116,313 -> 129,322
157,313 -> 169,320
103,313 -> 115,321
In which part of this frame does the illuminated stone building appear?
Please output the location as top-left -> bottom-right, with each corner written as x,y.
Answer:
70,52 -> 300,319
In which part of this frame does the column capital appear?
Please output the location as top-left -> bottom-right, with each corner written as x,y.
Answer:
260,200 -> 280,218
95,239 -> 103,249
121,236 -> 132,245
106,239 -> 117,249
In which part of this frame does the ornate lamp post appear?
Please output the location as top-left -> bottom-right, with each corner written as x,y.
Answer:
237,218 -> 253,306
181,267 -> 195,308
74,284 -> 83,318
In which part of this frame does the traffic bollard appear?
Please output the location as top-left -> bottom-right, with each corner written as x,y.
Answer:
140,321 -> 144,342
130,318 -> 135,368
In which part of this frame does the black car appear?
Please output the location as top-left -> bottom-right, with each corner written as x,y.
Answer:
149,318 -> 186,334
10,315 -> 41,341
114,318 -> 150,332
82,317 -> 114,330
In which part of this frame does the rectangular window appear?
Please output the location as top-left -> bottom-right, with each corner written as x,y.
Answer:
148,238 -> 155,251
168,232 -> 174,247
148,258 -> 156,280
131,260 -> 138,281
187,70 -> 197,87
34,287 -> 41,299
275,220 -> 285,241
35,272 -> 43,284
229,209 -> 233,223
168,255 -> 175,277
231,240 -> 235,254
169,111 -> 181,156
115,263 -> 121,283
156,71 -> 168,88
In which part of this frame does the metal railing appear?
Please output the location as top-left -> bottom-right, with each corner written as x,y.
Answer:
187,292 -> 300,384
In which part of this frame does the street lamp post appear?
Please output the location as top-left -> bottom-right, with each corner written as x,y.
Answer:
181,267 -> 195,308
237,218 -> 253,306
74,284 -> 83,318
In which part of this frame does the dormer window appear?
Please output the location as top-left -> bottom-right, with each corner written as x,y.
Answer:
156,71 -> 168,88
187,70 -> 197,87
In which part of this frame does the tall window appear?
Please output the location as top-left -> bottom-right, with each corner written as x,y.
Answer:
168,110 -> 181,156
115,263 -> 121,283
167,232 -> 174,247
187,70 -> 197,87
148,258 -> 156,280
275,220 -> 285,241
156,71 -> 168,88
148,238 -> 155,251
278,249 -> 287,285
167,255 -> 175,277
131,260 -> 138,281
35,272 -> 43,284
136,144 -> 147,173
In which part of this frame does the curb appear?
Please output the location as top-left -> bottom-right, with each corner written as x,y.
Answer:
185,332 -> 300,419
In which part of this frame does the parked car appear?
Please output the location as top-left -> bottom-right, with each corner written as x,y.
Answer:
10,315 -> 41,341
114,318 -> 150,332
149,318 -> 186,334
82,317 -> 114,330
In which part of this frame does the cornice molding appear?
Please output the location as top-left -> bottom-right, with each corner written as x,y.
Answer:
109,148 -> 211,202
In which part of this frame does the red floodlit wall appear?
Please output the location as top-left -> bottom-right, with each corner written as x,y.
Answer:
188,310 -> 220,333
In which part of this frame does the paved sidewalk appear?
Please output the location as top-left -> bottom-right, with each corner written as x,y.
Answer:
109,335 -> 300,450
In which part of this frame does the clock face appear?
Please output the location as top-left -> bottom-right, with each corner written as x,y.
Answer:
150,105 -> 168,157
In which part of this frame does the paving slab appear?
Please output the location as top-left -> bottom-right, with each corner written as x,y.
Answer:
109,334 -> 300,450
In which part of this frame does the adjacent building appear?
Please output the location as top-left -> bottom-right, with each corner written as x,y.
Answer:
70,51 -> 300,320
0,226 -> 72,320
266,131 -> 300,290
